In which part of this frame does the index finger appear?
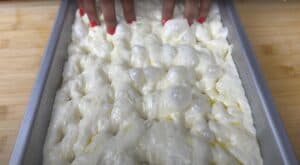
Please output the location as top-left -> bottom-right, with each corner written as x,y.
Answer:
198,0 -> 211,23
83,0 -> 100,27
121,0 -> 136,24
100,0 -> 117,35
184,0 -> 197,25
77,0 -> 84,16
162,0 -> 175,25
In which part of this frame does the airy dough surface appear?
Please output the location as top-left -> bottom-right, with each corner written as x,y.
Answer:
43,1 -> 263,165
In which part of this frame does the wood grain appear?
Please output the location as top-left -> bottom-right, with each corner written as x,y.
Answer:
235,1 -> 300,160
0,0 -> 299,164
0,1 -> 58,164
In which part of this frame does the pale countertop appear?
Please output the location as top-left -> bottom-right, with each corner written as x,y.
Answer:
0,0 -> 299,164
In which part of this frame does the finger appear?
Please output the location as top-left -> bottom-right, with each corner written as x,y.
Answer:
121,0 -> 136,24
83,0 -> 100,27
77,0 -> 84,16
162,0 -> 175,25
184,0 -> 197,25
198,0 -> 211,23
100,0 -> 117,35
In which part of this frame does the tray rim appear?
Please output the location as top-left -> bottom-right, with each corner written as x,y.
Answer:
221,0 -> 297,164
9,1 -> 69,164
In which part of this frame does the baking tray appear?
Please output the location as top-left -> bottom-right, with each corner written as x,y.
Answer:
9,0 -> 298,164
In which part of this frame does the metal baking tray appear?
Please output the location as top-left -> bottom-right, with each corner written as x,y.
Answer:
9,0 -> 298,164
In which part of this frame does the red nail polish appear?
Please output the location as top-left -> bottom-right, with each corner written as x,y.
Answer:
90,20 -> 97,27
127,18 -> 136,24
162,18 -> 169,25
197,16 -> 206,24
107,26 -> 116,35
79,7 -> 84,17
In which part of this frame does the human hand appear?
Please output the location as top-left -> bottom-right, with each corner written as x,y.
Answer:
77,0 -> 135,34
77,0 -> 212,34
162,0 -> 211,25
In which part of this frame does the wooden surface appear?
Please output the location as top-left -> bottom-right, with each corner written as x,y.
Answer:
0,1 -> 59,164
235,1 -> 300,162
0,0 -> 299,164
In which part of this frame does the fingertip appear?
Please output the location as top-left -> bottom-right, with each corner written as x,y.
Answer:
100,0 -> 118,32
162,0 -> 175,26
162,17 -> 169,25
184,0 -> 197,27
77,0 -> 85,16
90,20 -> 98,27
120,0 -> 136,24
107,26 -> 116,35
197,16 -> 206,24
199,0 -> 211,23
188,19 -> 193,26
185,15 -> 193,26
83,0 -> 100,26
79,7 -> 84,16
127,18 -> 136,24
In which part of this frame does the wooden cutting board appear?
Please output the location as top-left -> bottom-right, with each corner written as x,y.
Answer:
0,1 -> 59,164
0,0 -> 299,164
235,0 -> 300,161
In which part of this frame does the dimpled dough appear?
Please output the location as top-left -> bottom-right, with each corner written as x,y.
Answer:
43,1 -> 263,165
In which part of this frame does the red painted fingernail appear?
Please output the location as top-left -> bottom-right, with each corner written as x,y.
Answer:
127,18 -> 136,24
79,7 -> 84,17
107,26 -> 116,35
90,20 -> 97,27
162,17 -> 169,25
197,16 -> 206,24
